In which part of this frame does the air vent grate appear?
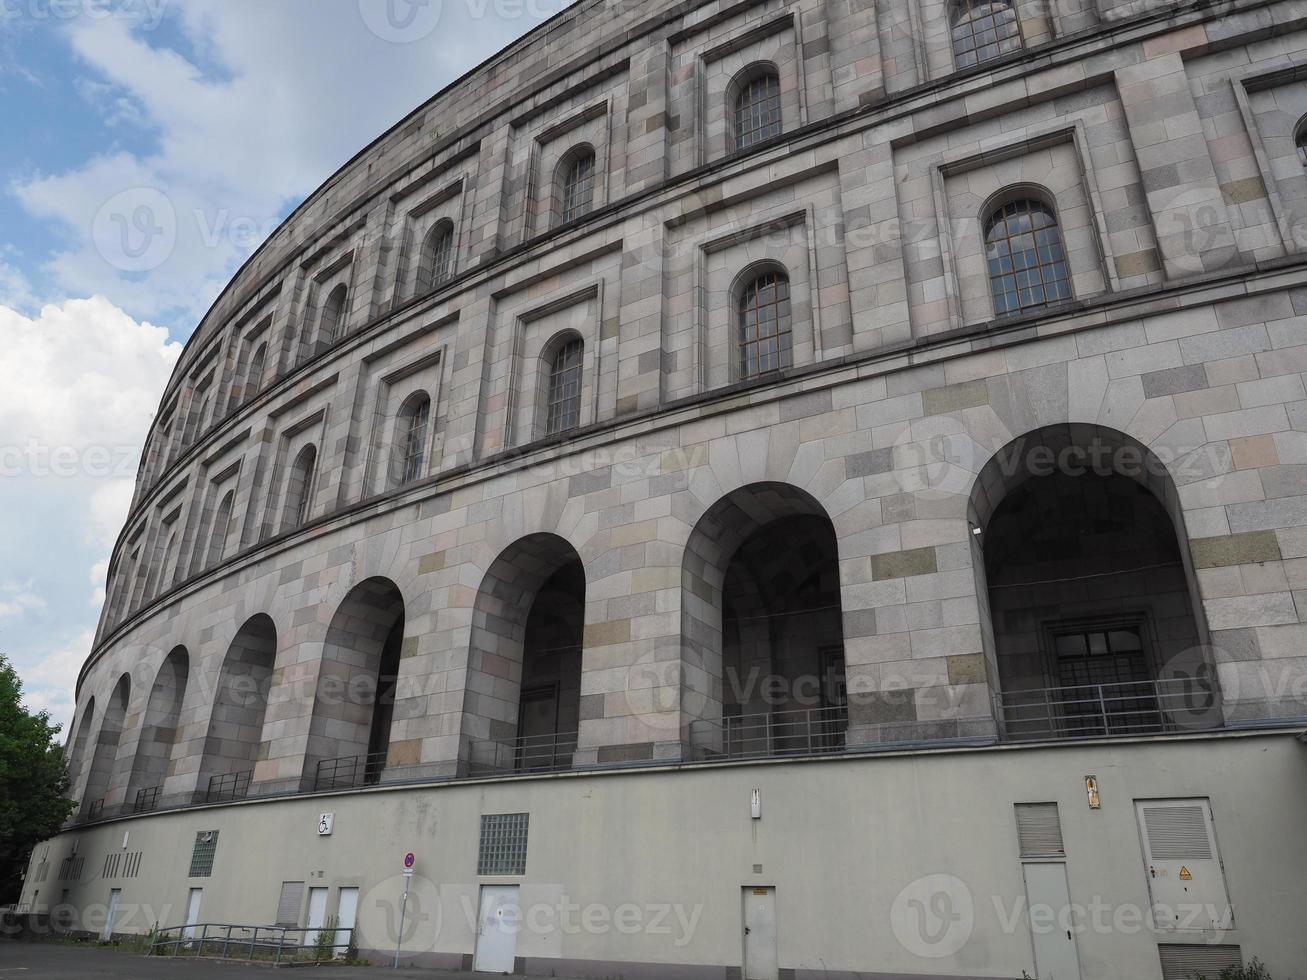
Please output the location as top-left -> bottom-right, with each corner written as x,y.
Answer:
1015,803 -> 1065,859
1158,943 -> 1242,980
1143,805 -> 1212,860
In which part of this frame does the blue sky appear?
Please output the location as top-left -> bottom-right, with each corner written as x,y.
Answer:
0,0 -> 573,730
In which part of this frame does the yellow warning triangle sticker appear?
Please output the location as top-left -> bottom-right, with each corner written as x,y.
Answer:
1179,867 -> 1193,881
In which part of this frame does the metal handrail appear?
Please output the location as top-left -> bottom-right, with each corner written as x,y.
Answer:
467,730 -> 579,775
147,922 -> 354,963
85,799 -> 105,821
314,752 -> 388,791
205,770 -> 253,803
689,705 -> 848,761
994,676 -> 1223,741
132,786 -> 162,814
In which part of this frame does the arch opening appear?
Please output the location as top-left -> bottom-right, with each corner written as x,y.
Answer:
682,483 -> 847,759
463,534 -> 585,774
970,424 -> 1218,740
67,697 -> 96,797
198,614 -> 276,801
126,646 -> 189,810
81,674 -> 130,816
307,577 -> 407,790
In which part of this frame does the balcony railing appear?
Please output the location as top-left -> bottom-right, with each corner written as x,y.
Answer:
467,731 -> 578,776
132,786 -> 162,814
148,922 -> 353,962
689,705 -> 849,761
205,770 -> 252,804
84,799 -> 105,821
995,677 -> 1223,741
314,752 -> 387,791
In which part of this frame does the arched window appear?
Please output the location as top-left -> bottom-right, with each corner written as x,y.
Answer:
190,390 -> 211,444
545,336 -> 584,436
558,148 -> 596,225
1296,116 -> 1307,166
319,283 -> 348,347
984,198 -> 1072,317
738,269 -> 793,379
283,445 -> 317,533
244,342 -> 267,404
395,393 -> 431,486
206,491 -> 235,568
733,66 -> 783,152
418,221 -> 455,294
144,529 -> 178,601
950,0 -> 1022,69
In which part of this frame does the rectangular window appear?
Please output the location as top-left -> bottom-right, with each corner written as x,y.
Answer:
478,813 -> 529,876
1049,622 -> 1160,735
1015,803 -> 1065,859
188,831 -> 219,877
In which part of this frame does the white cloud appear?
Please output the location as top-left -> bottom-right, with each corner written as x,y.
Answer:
0,585 -> 46,620
13,0 -> 573,324
18,630 -> 92,729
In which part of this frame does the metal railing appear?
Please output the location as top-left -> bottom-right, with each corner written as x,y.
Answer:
84,799 -> 105,821
205,770 -> 252,803
148,922 -> 353,963
132,786 -> 162,814
995,677 -> 1223,741
689,705 -> 849,761
314,752 -> 388,791
468,730 -> 579,775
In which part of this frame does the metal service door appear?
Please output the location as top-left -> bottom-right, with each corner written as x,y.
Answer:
102,888 -> 121,941
334,887 -> 359,958
473,884 -> 520,973
742,886 -> 779,980
304,887 -> 328,947
184,888 -> 202,940
1023,863 -> 1082,980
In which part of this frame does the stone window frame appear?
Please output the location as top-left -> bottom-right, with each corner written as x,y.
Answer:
358,319 -> 452,497
393,390 -> 433,487
503,283 -> 604,448
929,122 -> 1119,330
728,61 -> 784,154
386,172 -> 470,309
691,14 -> 807,168
287,228 -> 363,369
260,401 -> 331,540
947,0 -> 1024,72
911,0 -> 1058,81
519,98 -> 613,240
1230,61 -> 1307,256
186,450 -> 245,577
692,208 -> 823,393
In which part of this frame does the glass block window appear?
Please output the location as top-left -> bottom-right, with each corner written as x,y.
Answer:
189,830 -> 219,877
559,150 -> 596,225
478,813 -> 529,876
734,70 -> 782,151
984,199 -> 1072,317
951,0 -> 1022,69
738,270 -> 794,379
545,338 -> 584,436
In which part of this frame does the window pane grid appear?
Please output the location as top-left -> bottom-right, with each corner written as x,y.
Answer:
400,398 -> 431,484
735,73 -> 782,151
561,153 -> 596,224
478,813 -> 529,876
739,272 -> 793,379
951,0 -> 1022,69
546,339 -> 584,435
985,200 -> 1072,318
421,226 -> 455,293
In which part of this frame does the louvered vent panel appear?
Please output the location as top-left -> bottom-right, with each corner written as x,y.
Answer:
1015,803 -> 1065,858
1143,805 -> 1213,860
1158,944 -> 1242,980
276,881 -> 306,927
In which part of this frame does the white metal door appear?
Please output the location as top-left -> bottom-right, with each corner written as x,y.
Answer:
1023,863 -> 1082,980
1135,799 -> 1232,931
304,887 -> 329,948
102,888 -> 121,941
742,886 -> 779,980
184,888 -> 202,940
334,887 -> 359,958
473,884 -> 520,974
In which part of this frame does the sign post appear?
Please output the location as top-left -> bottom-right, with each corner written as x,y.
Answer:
394,852 -> 415,969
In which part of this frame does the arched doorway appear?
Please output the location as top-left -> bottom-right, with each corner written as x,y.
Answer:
126,646 -> 189,811
682,483 -> 847,759
463,534 -> 584,774
308,578 -> 406,790
82,674 -> 130,817
971,424 -> 1217,739
198,614 -> 276,801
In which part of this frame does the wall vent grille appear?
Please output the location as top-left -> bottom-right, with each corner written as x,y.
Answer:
1158,944 -> 1242,980
1143,805 -> 1212,860
1015,803 -> 1065,858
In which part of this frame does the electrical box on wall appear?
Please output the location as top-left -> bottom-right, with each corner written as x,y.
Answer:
1136,799 -> 1233,931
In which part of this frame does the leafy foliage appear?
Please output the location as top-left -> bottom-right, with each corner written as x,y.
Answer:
0,655 -> 75,902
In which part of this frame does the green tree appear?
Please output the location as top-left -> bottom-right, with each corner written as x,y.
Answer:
0,655 -> 75,903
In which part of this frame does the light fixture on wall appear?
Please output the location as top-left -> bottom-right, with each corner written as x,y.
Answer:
1086,775 -> 1101,809
751,789 -> 762,820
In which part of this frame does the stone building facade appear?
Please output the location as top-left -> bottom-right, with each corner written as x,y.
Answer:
21,0 -> 1307,976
